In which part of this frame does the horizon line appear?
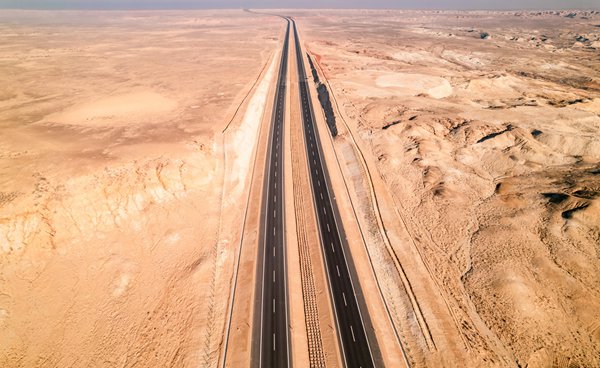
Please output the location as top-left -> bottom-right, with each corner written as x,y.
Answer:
0,6 -> 599,11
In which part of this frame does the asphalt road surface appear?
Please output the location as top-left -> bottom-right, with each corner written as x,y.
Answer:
291,19 -> 376,368
254,17 -> 291,368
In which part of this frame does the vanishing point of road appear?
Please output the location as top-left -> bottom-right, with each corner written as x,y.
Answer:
253,16 -> 377,368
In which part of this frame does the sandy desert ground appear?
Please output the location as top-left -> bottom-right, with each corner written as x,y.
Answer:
2,7 -> 600,368
295,9 -> 600,368
0,10 -> 281,367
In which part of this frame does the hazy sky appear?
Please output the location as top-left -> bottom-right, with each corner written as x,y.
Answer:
0,0 -> 598,10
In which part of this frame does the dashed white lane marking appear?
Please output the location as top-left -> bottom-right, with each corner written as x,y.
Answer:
273,333 -> 276,351
274,195 -> 277,203
320,192 -> 323,200
317,180 -> 321,187
273,270 -> 275,283
350,325 -> 356,342
323,207 -> 327,215
336,265 -> 340,277
342,292 -> 347,306
273,210 -> 276,218
273,298 -> 275,312
327,223 -> 330,232
331,242 -> 335,253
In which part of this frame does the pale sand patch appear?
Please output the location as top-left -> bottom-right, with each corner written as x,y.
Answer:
465,75 -> 526,98
428,80 -> 453,99
113,274 -> 132,297
392,50 -> 443,65
42,90 -> 177,126
375,72 -> 452,98
225,51 -> 278,203
441,50 -> 486,68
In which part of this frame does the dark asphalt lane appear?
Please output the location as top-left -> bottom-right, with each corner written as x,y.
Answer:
253,18 -> 291,368
291,19 -> 376,368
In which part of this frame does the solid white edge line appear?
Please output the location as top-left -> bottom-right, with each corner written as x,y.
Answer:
260,19 -> 290,368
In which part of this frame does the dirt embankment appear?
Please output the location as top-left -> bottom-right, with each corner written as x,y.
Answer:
307,53 -> 338,137
297,9 -> 600,368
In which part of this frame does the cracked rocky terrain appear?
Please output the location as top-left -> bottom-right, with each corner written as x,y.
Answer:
0,10 -> 279,367
296,9 -> 600,367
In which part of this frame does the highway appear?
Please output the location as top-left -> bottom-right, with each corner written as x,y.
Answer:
291,19 -> 377,368
254,17 -> 291,368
